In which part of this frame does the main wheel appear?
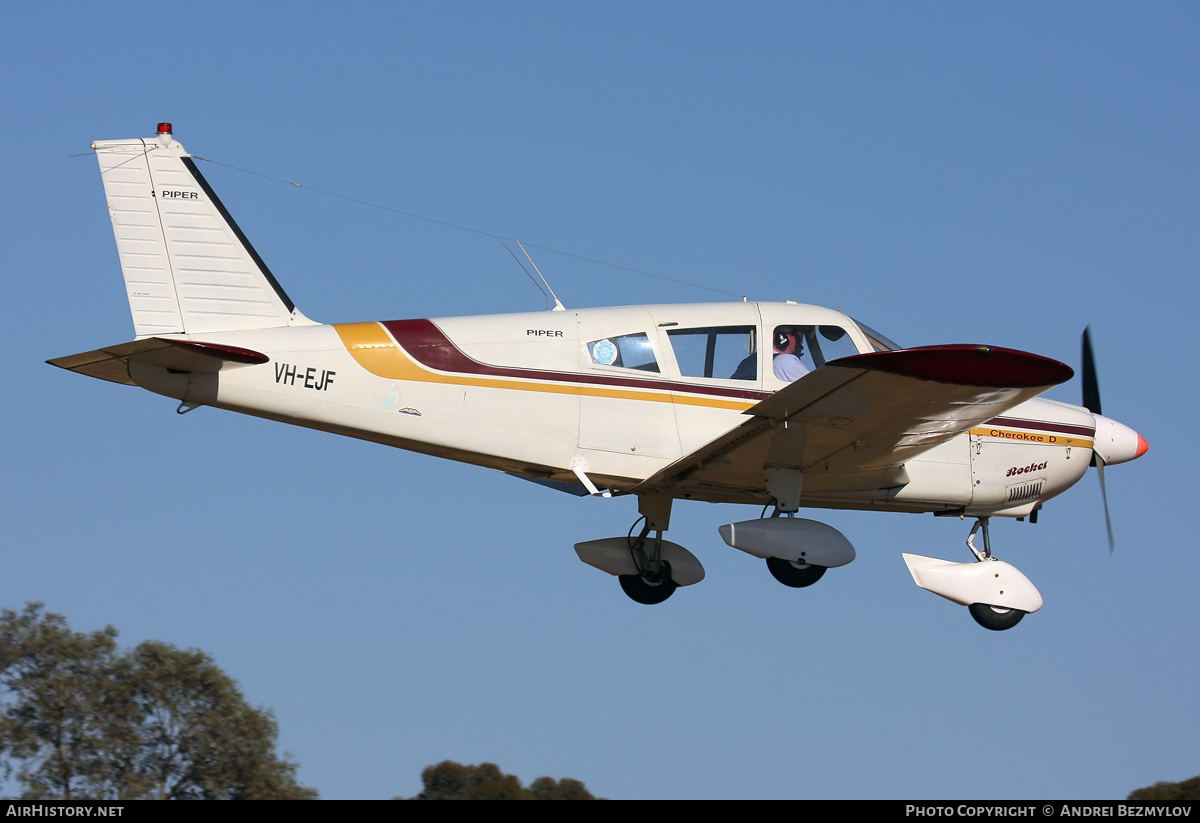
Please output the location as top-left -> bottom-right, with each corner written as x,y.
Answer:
618,561 -> 677,605
766,556 -> 827,588
968,603 -> 1026,631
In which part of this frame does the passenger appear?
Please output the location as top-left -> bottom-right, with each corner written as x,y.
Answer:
772,330 -> 810,381
730,350 -> 757,380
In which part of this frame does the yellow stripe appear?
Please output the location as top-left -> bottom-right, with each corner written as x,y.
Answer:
969,426 -> 1093,449
333,322 -> 755,411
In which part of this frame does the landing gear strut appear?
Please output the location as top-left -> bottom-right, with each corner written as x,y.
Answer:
575,494 -> 703,603
965,518 -> 1025,631
618,517 -> 678,605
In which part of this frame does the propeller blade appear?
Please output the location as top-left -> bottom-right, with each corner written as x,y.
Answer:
1096,454 -> 1115,554
1081,326 -> 1102,415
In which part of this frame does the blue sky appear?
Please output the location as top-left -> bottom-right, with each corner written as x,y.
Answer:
2,2 -> 1196,799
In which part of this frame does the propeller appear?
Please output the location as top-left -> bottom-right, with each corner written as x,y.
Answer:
1081,326 -> 1102,417
1081,327 -> 1114,553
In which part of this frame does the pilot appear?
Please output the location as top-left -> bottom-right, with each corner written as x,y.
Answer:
773,329 -> 809,382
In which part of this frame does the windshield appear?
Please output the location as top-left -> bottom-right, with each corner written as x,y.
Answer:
851,319 -> 902,352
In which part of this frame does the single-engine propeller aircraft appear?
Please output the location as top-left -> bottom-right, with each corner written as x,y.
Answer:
50,124 -> 1149,630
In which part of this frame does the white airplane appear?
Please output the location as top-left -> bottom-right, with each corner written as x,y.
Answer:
50,124 -> 1148,630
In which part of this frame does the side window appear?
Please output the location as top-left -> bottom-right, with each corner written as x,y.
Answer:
587,333 -> 660,373
667,326 -> 757,381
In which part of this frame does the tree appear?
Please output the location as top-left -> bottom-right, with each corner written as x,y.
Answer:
0,603 -> 127,799
404,760 -> 598,800
527,775 -> 596,800
1128,775 -> 1200,801
0,603 -> 316,800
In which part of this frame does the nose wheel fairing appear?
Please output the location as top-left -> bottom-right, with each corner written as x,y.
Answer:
902,517 -> 1044,630
901,553 -> 1043,614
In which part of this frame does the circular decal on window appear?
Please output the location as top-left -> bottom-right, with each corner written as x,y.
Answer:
592,339 -> 618,365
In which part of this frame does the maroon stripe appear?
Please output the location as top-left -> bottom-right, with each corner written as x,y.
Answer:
984,417 -> 1096,437
380,319 -> 771,401
377,322 -> 1083,414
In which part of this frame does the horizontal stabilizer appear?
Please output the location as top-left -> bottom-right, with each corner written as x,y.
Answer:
48,338 -> 268,386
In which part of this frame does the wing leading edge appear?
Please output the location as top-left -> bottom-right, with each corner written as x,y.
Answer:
636,345 -> 1074,503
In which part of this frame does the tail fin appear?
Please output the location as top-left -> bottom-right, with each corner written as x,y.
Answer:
92,123 -> 315,337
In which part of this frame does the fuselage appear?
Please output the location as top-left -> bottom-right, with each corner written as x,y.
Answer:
57,127 -> 1155,625
127,300 -> 1102,518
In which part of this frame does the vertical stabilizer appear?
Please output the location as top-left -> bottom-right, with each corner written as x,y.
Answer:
92,124 -> 314,336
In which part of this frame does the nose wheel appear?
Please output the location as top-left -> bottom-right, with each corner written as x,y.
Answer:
968,602 -> 1025,631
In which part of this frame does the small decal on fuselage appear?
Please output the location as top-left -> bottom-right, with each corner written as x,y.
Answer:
274,362 -> 336,391
527,329 -> 564,337
988,429 -> 1058,443
398,407 -> 422,416
376,383 -> 400,408
970,426 -> 1082,446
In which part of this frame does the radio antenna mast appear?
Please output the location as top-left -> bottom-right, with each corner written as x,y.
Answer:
514,238 -> 566,311
503,242 -> 551,310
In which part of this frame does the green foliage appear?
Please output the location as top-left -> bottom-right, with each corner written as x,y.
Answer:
404,760 -> 599,800
527,775 -> 596,800
0,603 -> 316,800
1128,775 -> 1200,801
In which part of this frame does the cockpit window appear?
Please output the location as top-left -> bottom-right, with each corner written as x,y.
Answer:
771,325 -> 860,381
587,333 -> 660,372
667,326 -> 757,380
851,319 -> 902,352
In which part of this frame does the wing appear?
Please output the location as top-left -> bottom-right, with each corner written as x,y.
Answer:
635,345 -> 1074,503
